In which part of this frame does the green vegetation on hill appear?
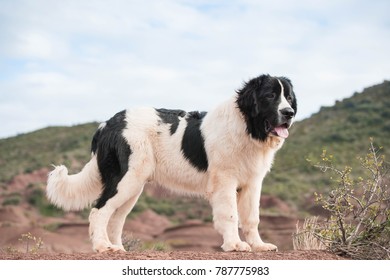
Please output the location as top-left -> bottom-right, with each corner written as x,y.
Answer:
0,123 -> 98,187
264,80 -> 390,208
0,80 -> 389,215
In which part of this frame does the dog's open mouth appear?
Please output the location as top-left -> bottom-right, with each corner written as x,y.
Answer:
265,121 -> 290,139
272,124 -> 289,139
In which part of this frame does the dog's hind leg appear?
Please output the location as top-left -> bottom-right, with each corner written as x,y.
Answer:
106,185 -> 144,250
89,172 -> 147,253
89,207 -> 114,252
89,143 -> 154,253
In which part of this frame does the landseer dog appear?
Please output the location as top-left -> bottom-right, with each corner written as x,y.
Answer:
47,74 -> 297,253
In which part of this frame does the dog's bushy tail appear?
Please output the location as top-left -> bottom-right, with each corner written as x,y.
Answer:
46,157 -> 102,211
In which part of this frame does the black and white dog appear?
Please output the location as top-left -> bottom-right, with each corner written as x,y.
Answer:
47,74 -> 297,252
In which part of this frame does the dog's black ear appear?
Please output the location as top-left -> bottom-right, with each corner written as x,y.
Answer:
236,74 -> 268,117
236,74 -> 270,141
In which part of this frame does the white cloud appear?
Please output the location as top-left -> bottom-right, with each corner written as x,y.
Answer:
0,0 -> 389,138
13,32 -> 52,59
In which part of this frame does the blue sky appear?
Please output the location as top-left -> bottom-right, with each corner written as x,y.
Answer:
1,0 -> 389,139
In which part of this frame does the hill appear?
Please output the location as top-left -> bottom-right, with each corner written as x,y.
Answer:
0,123 -> 98,186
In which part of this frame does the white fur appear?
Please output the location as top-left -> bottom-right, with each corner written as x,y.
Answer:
277,79 -> 292,112
47,157 -> 102,211
47,94 -> 291,253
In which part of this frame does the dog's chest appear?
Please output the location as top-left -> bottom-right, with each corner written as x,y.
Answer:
230,143 -> 277,183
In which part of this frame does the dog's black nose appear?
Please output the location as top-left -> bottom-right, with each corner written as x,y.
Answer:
280,108 -> 295,119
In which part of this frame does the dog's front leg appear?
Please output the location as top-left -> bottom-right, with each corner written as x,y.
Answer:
207,173 -> 251,252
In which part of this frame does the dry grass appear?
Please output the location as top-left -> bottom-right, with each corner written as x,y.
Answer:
293,217 -> 326,250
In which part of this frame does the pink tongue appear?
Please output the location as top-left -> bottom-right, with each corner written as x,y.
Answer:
274,126 -> 289,138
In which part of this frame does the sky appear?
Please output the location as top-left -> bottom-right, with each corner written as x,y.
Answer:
0,0 -> 389,139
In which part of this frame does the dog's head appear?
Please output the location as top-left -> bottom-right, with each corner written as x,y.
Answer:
236,74 -> 297,141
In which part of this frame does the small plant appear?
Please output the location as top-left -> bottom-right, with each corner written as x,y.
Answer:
2,246 -> 19,254
122,233 -> 141,252
299,139 -> 390,259
2,196 -> 21,206
151,242 -> 169,252
18,232 -> 44,253
121,233 -> 170,252
144,241 -> 170,252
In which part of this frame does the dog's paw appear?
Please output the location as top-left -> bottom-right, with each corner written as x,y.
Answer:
107,244 -> 126,252
94,245 -> 111,253
94,243 -> 125,253
222,241 -> 252,252
252,242 -> 278,252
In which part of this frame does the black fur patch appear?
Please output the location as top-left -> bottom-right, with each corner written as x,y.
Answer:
92,110 -> 131,209
181,111 -> 209,172
155,108 -> 186,135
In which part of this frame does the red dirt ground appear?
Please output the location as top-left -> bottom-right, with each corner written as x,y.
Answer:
0,250 -> 346,260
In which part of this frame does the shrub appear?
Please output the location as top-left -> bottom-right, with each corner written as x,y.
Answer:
296,139 -> 390,259
122,233 -> 141,251
2,193 -> 21,206
28,188 -> 64,217
18,232 -> 44,253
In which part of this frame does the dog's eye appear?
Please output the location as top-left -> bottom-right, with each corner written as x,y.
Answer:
286,95 -> 293,103
266,92 -> 276,99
